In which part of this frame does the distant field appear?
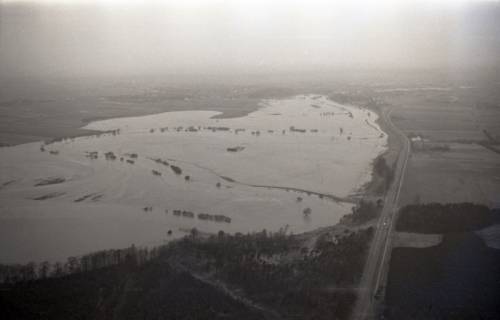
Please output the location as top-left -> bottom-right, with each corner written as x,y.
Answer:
376,87 -> 500,206
381,87 -> 500,142
379,86 -> 500,319
399,143 -> 500,205
0,77 -> 302,146
0,96 -> 263,146
395,203 -> 498,234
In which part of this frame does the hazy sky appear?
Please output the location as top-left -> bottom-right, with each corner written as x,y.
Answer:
1,0 -> 499,77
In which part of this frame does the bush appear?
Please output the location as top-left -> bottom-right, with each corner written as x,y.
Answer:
374,156 -> 394,191
170,165 -> 182,175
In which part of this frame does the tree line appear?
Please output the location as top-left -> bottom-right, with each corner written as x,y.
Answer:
0,245 -> 159,284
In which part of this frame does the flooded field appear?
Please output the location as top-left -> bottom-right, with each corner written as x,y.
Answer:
0,95 -> 387,263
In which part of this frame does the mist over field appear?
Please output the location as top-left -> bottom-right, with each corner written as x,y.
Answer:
1,0 -> 500,78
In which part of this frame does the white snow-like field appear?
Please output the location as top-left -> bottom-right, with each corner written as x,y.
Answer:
0,95 -> 387,263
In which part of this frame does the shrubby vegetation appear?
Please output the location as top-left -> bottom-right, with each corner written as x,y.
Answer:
167,227 -> 374,319
32,192 -> 65,201
74,193 -> 102,203
396,203 -> 499,233
226,146 -> 245,152
172,210 -> 232,223
0,245 -> 155,284
373,156 -> 394,192
152,158 -> 169,166
34,177 -> 65,186
170,165 -> 182,175
104,151 -> 117,160
341,200 -> 381,224
0,253 -> 262,320
0,227 -> 374,320
84,151 -> 98,159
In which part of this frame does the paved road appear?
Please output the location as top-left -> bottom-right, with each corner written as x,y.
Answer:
351,106 -> 411,320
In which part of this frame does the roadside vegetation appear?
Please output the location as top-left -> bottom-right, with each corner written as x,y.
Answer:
340,200 -> 381,225
373,156 -> 394,193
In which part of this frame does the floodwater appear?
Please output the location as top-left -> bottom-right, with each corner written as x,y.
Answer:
0,95 -> 387,263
